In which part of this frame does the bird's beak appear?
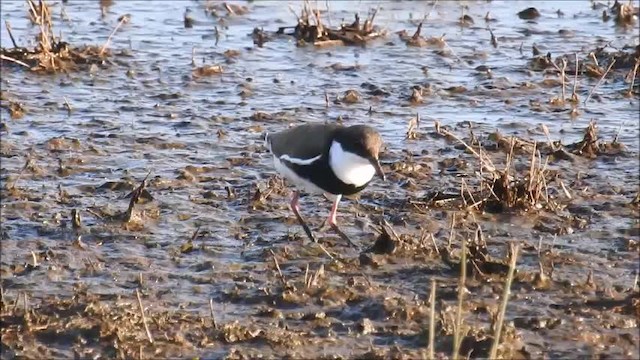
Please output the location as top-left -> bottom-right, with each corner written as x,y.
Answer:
372,158 -> 386,181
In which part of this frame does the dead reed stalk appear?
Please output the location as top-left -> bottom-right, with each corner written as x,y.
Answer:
489,243 -> 519,359
451,236 -> 467,359
209,298 -> 217,329
428,279 -> 437,360
27,0 -> 52,27
584,58 -> 617,105
100,14 -> 128,55
447,212 -> 456,247
571,53 -> 580,102
123,172 -> 151,223
4,21 -> 18,48
269,249 -> 287,287
486,138 -> 551,211
0,54 -> 31,68
435,121 -> 496,173
135,289 -> 154,344
560,58 -> 567,102
626,57 -> 640,96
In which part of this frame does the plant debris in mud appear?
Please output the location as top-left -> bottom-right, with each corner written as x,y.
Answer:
398,21 -> 446,48
529,41 -> 640,76
1,287 -> 230,359
610,0 -> 640,27
277,3 -> 385,47
0,96 -> 26,119
427,120 -> 630,214
1,0 -> 120,73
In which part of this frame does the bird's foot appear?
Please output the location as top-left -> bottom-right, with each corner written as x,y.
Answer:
314,219 -> 330,232
330,223 -> 361,251
297,225 -> 335,259
299,221 -> 317,243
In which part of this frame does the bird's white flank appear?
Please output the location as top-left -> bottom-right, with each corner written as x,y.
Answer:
272,154 -> 326,194
279,154 -> 322,165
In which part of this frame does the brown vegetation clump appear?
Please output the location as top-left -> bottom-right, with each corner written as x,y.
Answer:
440,227 -> 512,279
485,164 -> 550,212
0,97 -> 26,119
277,3 -> 385,47
529,42 -> 639,76
203,1 -> 249,17
435,122 -> 557,213
433,119 -> 630,214
193,64 -> 224,77
612,0 -> 639,26
398,21 -> 446,48
567,120 -> 626,158
1,0 -> 113,74
0,287 -> 214,359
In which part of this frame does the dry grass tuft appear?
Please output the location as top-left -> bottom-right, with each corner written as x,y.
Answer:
567,120 -> 626,158
277,2 -> 385,47
435,122 -> 557,213
434,119 -> 629,214
484,140 -> 552,212
1,0 -> 116,74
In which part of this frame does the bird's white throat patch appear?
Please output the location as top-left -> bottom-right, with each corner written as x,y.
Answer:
329,141 -> 375,187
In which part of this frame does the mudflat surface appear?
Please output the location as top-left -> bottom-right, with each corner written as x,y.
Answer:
1,1 -> 638,359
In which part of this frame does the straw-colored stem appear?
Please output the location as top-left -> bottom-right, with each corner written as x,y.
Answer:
0,54 -> 31,68
135,289 -> 154,344
627,58 -> 639,95
100,15 -> 127,55
584,58 -> 617,105
270,250 -> 287,286
428,279 -> 437,360
435,122 -> 496,172
560,58 -> 567,102
572,53 -> 579,99
527,141 -> 537,205
447,212 -> 456,247
209,298 -> 217,329
451,237 -> 467,359
489,243 -> 520,359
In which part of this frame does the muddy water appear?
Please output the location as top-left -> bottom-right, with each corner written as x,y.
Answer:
1,1 -> 639,359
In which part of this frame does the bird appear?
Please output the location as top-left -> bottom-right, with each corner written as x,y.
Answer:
263,123 -> 385,248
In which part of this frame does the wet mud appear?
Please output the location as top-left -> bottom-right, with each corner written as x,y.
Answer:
1,1 -> 639,359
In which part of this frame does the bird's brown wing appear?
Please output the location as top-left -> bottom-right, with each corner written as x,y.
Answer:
268,123 -> 340,160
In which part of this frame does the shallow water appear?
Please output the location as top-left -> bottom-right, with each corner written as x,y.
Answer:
1,0 -> 639,358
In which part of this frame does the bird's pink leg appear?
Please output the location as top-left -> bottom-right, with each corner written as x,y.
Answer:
315,193 -> 333,231
325,195 -> 359,249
